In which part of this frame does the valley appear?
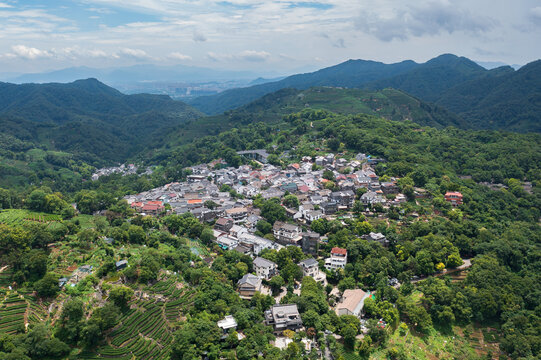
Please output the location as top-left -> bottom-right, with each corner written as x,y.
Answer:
0,53 -> 539,360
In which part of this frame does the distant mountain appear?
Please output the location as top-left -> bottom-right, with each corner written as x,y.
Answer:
187,59 -> 420,115
364,54 -> 488,102
189,54 -> 494,115
188,54 -> 541,132
437,60 -> 541,132
0,79 -> 203,162
4,64 -> 280,85
475,61 -> 522,70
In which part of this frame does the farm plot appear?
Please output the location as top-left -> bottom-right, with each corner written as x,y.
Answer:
79,284 -> 195,360
0,292 -> 48,335
0,209 -> 62,227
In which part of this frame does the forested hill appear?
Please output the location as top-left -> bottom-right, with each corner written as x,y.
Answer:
0,79 -> 203,162
187,54 -> 487,115
363,54 -> 493,102
165,87 -> 465,149
188,54 -> 541,133
436,60 -> 541,132
0,78 -> 201,124
187,58 -> 420,115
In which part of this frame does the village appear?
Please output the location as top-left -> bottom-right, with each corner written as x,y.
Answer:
120,150 -> 464,351
91,163 -> 153,181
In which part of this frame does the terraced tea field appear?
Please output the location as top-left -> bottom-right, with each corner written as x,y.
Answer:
0,291 -> 49,334
78,278 -> 196,360
0,209 -> 63,227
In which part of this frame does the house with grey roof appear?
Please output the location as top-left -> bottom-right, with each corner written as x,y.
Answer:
299,258 -> 319,278
115,260 -> 128,271
361,191 -> 385,205
273,221 -> 302,246
253,257 -> 278,280
265,304 -> 303,333
361,232 -> 390,247
237,273 -> 262,299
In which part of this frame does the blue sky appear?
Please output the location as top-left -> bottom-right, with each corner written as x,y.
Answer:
0,0 -> 540,74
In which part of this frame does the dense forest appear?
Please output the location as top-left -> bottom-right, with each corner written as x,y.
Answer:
0,106 -> 539,359
187,54 -> 541,133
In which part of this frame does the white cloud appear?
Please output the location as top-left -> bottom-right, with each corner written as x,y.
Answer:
56,47 -> 109,59
206,51 -> 234,62
115,48 -> 151,59
168,52 -> 192,60
206,50 -> 270,62
0,2 -> 13,8
9,45 -> 52,59
238,50 -> 270,62
0,0 -> 539,73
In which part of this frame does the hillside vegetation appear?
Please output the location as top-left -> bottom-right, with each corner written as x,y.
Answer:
188,54 -> 541,133
0,108 -> 539,359
0,79 -> 203,163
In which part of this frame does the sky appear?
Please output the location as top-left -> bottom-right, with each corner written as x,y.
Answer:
0,0 -> 540,74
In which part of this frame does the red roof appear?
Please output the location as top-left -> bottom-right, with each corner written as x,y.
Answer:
291,163 -> 300,169
331,247 -> 347,255
188,199 -> 202,204
299,185 -> 310,192
445,192 -> 462,197
142,204 -> 164,211
131,202 -> 143,208
147,200 -> 163,205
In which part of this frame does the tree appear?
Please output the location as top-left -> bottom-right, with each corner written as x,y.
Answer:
269,275 -> 285,295
323,170 -> 335,181
267,154 -> 281,166
200,227 -> 215,245
446,253 -> 463,268
260,199 -> 286,225
27,189 -> 48,212
34,273 -> 59,298
342,325 -> 357,350
338,277 -> 356,292
328,138 -> 340,151
311,218 -> 329,235
283,195 -> 300,209
127,225 -> 146,244
56,298 -> 84,343
357,335 -> 372,358
108,286 -> 134,310
256,220 -> 273,234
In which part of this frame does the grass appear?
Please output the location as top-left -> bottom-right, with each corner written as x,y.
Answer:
186,238 -> 210,257
369,325 -> 483,360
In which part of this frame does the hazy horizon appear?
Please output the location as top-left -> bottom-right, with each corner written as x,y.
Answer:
0,0 -> 539,75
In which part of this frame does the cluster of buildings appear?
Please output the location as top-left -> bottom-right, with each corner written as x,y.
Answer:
120,153 -> 420,337
91,163 -> 152,181
124,152 -> 403,223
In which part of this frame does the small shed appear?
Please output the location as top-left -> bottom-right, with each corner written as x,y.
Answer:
116,260 -> 128,271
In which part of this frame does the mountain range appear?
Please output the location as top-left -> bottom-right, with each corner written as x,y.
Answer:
2,64 -> 284,84
188,54 -> 541,132
0,79 -> 202,163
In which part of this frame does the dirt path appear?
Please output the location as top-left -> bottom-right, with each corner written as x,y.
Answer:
412,259 -> 472,283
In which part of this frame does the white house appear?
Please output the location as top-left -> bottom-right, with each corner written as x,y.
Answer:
325,247 -> 347,271
253,257 -> 278,280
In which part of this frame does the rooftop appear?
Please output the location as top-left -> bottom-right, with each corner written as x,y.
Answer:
253,257 -> 277,268
331,247 -> 347,255
336,289 -> 369,314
